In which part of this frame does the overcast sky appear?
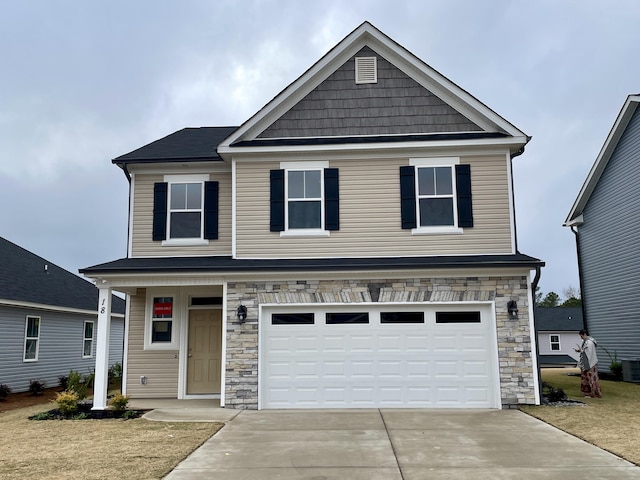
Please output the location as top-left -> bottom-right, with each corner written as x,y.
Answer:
1,0 -> 638,299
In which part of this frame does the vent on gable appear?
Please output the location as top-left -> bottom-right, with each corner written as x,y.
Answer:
355,56 -> 377,84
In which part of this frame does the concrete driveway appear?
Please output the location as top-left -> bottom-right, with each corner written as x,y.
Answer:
163,409 -> 640,479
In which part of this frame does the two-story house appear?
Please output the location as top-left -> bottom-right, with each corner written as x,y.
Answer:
81,22 -> 544,410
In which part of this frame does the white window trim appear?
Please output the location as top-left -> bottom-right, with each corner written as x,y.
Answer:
280,161 -> 329,236
144,290 -> 180,350
23,316 -> 40,362
409,157 -> 463,235
550,334 -> 561,351
82,320 -> 94,359
162,174 -> 210,246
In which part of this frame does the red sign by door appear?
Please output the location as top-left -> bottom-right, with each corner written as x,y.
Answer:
153,302 -> 173,317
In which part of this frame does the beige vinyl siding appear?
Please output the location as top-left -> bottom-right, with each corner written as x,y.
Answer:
131,172 -> 233,257
125,290 -> 179,398
236,154 -> 512,258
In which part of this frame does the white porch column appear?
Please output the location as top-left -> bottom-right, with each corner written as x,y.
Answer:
92,287 -> 112,410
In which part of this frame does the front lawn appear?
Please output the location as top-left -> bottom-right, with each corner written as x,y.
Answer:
0,404 -> 223,479
520,368 -> 640,466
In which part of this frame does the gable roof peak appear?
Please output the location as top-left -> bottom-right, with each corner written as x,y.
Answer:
219,22 -> 528,153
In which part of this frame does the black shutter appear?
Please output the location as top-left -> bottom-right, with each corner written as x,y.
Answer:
270,169 -> 285,232
399,166 -> 417,229
204,181 -> 219,240
324,168 -> 339,231
456,164 -> 473,228
152,182 -> 168,241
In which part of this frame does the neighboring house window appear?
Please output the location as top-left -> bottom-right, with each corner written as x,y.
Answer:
550,334 -> 560,351
23,316 -> 40,362
83,321 -> 94,358
400,158 -> 473,233
145,293 -> 179,350
270,162 -> 339,235
152,175 -> 219,244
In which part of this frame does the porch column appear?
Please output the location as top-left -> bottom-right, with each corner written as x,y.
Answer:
92,287 -> 112,410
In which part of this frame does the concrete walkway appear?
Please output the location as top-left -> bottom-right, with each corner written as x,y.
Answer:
154,408 -> 640,480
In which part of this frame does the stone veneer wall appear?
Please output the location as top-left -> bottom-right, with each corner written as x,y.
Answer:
225,275 -> 534,409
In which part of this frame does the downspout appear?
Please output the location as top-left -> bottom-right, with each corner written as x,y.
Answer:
571,225 -> 588,331
120,163 -> 132,259
510,144 -> 528,253
531,265 -> 543,402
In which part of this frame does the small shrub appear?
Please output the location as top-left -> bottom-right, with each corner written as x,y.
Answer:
28,379 -> 46,396
0,384 -> 11,401
108,362 -> 123,389
83,370 -> 95,389
542,382 -> 567,403
30,412 -> 53,421
72,412 -> 90,420
108,393 -> 130,411
58,375 -> 69,391
55,390 -> 79,416
68,370 -> 88,400
122,410 -> 139,420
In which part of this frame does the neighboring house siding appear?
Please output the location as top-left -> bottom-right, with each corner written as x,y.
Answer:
125,290 -> 179,398
235,154 -> 512,258
580,107 -> 640,367
108,318 -> 125,366
0,305 -> 122,393
130,171 -> 233,257
537,331 -> 580,360
259,46 -> 482,138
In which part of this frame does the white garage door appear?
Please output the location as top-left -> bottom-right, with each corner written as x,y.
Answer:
260,304 -> 500,409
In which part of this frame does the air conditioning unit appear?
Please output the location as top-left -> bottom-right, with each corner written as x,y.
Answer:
621,360 -> 640,383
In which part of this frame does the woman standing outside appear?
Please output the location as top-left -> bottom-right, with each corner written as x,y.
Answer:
575,329 -> 602,398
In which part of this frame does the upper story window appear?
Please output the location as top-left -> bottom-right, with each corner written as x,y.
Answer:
152,175 -> 219,245
550,334 -> 560,351
169,181 -> 203,239
400,158 -> 473,234
23,316 -> 40,362
270,161 -> 339,236
287,169 -> 323,229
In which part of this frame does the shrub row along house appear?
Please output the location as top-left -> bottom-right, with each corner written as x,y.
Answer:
81,22 -> 544,410
0,236 -> 125,393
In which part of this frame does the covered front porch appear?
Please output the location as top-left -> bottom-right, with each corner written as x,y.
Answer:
86,273 -> 228,411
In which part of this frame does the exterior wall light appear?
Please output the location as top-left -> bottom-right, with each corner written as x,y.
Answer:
237,304 -> 247,322
507,300 -> 518,318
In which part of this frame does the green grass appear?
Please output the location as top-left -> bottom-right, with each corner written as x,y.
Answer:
521,368 -> 640,466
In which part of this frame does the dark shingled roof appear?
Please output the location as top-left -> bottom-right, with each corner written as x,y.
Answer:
81,253 -> 543,275
534,307 -> 584,331
538,354 -> 578,367
113,126 -> 238,165
0,236 -> 125,313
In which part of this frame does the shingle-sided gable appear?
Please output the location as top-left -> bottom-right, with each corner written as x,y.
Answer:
259,46 -> 482,139
219,22 -> 528,152
0,237 -> 125,313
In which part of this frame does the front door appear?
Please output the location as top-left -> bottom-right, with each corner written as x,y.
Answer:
187,309 -> 222,394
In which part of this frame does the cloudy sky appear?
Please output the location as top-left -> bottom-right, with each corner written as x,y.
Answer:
1,0 -> 638,299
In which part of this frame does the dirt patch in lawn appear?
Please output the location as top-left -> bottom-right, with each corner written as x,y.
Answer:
0,386 -> 62,413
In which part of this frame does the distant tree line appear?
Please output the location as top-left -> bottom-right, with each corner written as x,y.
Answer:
534,286 -> 582,307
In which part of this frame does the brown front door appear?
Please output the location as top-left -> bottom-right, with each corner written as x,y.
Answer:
187,309 -> 222,394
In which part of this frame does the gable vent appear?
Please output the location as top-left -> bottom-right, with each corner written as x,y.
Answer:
355,56 -> 377,84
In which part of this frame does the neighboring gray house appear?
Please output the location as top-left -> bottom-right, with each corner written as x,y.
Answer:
534,307 -> 583,367
565,94 -> 640,379
0,236 -> 126,393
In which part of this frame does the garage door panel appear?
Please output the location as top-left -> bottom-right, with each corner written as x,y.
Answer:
261,305 -> 497,408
